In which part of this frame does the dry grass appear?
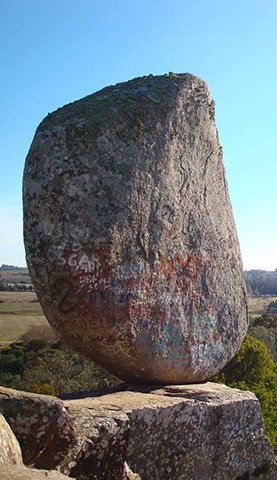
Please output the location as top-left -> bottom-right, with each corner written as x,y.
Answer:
0,315 -> 49,341
0,268 -> 31,284
0,293 -> 43,315
0,291 -> 37,302
0,291 -> 48,342
248,296 -> 277,317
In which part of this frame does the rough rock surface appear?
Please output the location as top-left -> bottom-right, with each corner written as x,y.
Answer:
64,383 -> 277,480
123,462 -> 142,480
0,386 -> 129,479
0,410 -> 74,478
0,386 -> 78,470
0,414 -> 22,466
23,73 -> 248,383
1,384 -> 276,480
0,465 -> 73,479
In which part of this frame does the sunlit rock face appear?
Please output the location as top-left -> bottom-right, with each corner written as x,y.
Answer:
23,73 -> 248,383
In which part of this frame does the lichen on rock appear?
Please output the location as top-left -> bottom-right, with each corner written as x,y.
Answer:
23,73 -> 248,383
0,414 -> 22,466
1,384 -> 276,480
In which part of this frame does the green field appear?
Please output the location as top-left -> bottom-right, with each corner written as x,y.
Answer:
0,291 -> 49,342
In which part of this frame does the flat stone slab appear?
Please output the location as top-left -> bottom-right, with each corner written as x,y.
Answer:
1,383 -> 276,479
23,73 -> 248,383
64,383 -> 276,479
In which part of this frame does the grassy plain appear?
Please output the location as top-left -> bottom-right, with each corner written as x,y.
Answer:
248,295 -> 277,320
0,291 -> 48,343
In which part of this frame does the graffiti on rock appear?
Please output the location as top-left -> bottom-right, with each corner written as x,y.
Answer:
57,248 -> 223,368
65,249 -> 111,292
60,250 -> 203,310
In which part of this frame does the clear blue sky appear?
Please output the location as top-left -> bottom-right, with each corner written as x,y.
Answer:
0,0 -> 276,269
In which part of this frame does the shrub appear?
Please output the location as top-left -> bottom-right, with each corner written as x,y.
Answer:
212,334 -> 277,451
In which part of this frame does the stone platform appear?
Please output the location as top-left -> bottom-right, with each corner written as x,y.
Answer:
0,383 -> 276,479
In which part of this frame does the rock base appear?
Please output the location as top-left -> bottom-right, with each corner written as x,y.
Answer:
0,412 -> 72,479
0,383 -> 276,479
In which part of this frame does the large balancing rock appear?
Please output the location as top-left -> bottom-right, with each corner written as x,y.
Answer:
23,74 -> 248,383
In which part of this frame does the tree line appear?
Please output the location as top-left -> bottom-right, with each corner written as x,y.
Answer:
245,269 -> 277,295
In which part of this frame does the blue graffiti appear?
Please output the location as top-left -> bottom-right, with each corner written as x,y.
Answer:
135,314 -> 223,367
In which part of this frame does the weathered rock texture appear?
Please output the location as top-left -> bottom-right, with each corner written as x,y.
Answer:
0,383 -> 276,480
0,414 -> 22,466
0,465 -> 73,480
0,386 -> 130,479
0,412 -> 73,479
23,73 -> 248,383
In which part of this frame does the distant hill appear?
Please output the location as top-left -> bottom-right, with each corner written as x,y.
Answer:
245,269 -> 277,296
0,264 -> 25,270
0,266 -> 32,288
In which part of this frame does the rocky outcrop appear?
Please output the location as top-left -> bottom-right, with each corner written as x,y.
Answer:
0,386 -> 78,469
0,411 -> 73,479
23,73 -> 248,383
0,383 -> 276,479
123,462 -> 142,480
0,414 -> 22,466
0,386 -> 129,479
0,465 -> 73,479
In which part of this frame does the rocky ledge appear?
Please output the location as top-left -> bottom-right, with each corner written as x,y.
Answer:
0,411 -> 72,479
0,382 -> 276,479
